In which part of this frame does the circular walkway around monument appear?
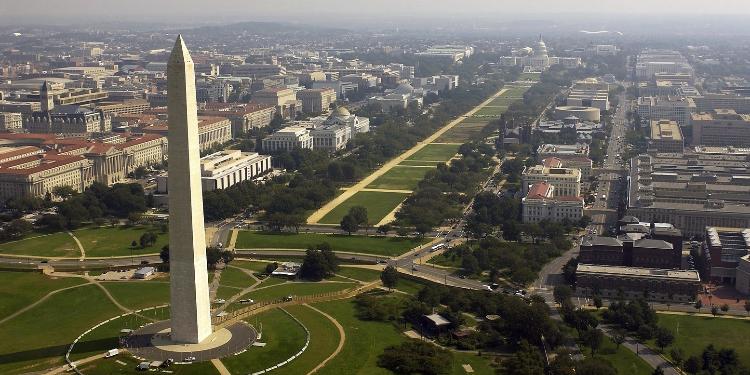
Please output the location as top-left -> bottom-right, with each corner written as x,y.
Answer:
124,320 -> 257,363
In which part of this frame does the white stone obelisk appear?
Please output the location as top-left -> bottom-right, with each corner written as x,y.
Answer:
167,35 -> 213,344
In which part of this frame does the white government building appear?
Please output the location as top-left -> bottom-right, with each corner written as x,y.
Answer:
156,149 -> 272,193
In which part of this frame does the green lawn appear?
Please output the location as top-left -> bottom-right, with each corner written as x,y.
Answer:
319,191 -> 410,225
583,335 -> 652,375
398,160 -> 446,166
0,272 -> 86,321
215,285 -> 243,301
0,284 -> 122,374
653,313 -> 750,364
69,307 -> 169,362
278,305 -> 341,374
222,308 -> 308,373
393,277 -> 431,295
73,226 -> 169,257
406,143 -> 461,162
79,353 -> 219,374
451,352 -> 496,374
337,267 -> 382,282
235,231 -> 430,257
100,281 -> 170,310
437,121 -> 488,143
366,166 -> 433,191
518,72 -> 541,81
0,232 -> 79,257
313,299 -> 405,375
231,282 -> 356,309
231,259 -> 272,273
220,266 -> 256,289
474,106 -> 507,117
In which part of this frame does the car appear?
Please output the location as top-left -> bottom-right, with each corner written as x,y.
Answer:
140,260 -> 149,265
283,295 -> 294,302
238,299 -> 254,304
184,356 -> 196,362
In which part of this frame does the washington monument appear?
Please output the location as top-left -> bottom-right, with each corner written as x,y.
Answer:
167,35 -> 213,344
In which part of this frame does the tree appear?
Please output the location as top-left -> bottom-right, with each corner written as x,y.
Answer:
553,285 -> 573,305
670,347 -> 685,367
4,219 -> 32,240
655,326 -> 675,351
461,252 -> 480,275
380,266 -> 399,290
694,299 -> 703,312
720,303 -> 729,312
377,340 -> 452,375
265,262 -> 278,274
340,214 -> 359,235
159,245 -> 169,263
652,366 -> 665,375
206,247 -> 223,269
745,300 -> 750,316
139,232 -> 158,248
131,240 -> 137,248
502,341 -> 546,375
300,247 -> 337,281
581,329 -> 604,356
576,358 -> 616,375
52,185 -> 76,200
683,355 -> 700,374
349,206 -> 369,230
638,325 -> 655,341
612,329 -> 626,349
711,305 -> 719,316
593,295 -> 603,309
377,223 -> 392,235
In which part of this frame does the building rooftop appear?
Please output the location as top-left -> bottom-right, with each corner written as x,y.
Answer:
650,119 -> 683,141
577,263 -> 701,281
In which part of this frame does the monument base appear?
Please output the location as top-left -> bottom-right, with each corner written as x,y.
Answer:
124,320 -> 256,363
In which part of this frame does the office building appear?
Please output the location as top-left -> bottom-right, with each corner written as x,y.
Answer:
521,165 -> 581,197
637,96 -> 696,127
576,264 -> 700,302
0,153 -> 94,200
704,226 -> 750,284
627,152 -> 750,236
649,119 -> 684,152
691,109 -> 750,147
692,94 -> 750,114
157,149 -> 271,193
0,112 -> 23,132
252,88 -> 299,120
297,88 -> 336,114
261,126 -> 313,152
567,79 -> 609,111
521,181 -> 583,223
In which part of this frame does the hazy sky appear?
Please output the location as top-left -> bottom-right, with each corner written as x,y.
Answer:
1,0 -> 749,25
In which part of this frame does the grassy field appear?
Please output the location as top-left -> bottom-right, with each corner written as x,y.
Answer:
652,313 -> 750,364
219,266 -> 256,289
366,166 -> 433,190
68,307 -> 169,362
582,336 -> 652,375
74,226 -> 169,257
78,355 -> 219,374
397,159 -> 446,166
233,282 -> 356,307
406,143 -> 460,162
313,299 -> 404,375
0,272 -> 86,321
278,305 -> 341,374
474,106 -> 507,117
231,259 -> 272,273
312,298 -> 497,374
436,121 -> 488,143
0,232 -> 79,257
0,284 -> 122,374
318,191 -> 410,225
337,267 -> 382,282
518,72 -> 541,81
100,281 -> 170,310
235,231 -> 431,257
222,308 -> 308,373
216,285 -> 243,300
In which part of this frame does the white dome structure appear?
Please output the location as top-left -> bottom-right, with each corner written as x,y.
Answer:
394,82 -> 415,95
534,36 -> 549,57
332,106 -> 351,118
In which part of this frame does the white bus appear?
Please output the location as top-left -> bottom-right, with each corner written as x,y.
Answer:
430,243 -> 446,252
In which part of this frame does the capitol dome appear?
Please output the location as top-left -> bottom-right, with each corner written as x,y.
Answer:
394,82 -> 415,95
534,36 -> 548,57
332,106 -> 351,118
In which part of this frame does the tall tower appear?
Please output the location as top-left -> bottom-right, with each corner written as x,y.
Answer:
167,35 -> 213,344
40,80 -> 54,112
